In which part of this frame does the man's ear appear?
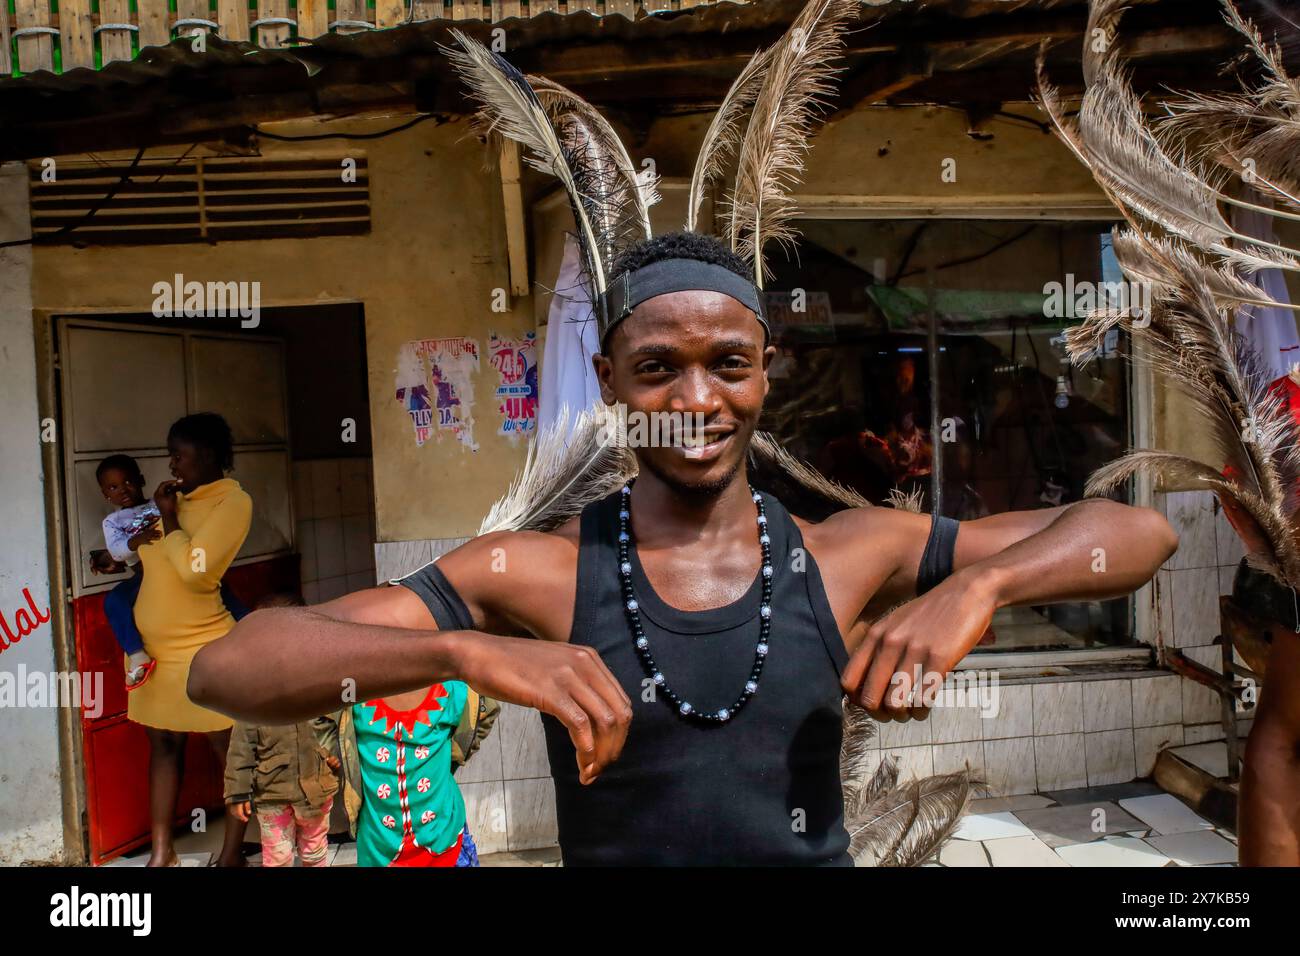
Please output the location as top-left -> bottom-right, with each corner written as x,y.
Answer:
593,352 -> 616,405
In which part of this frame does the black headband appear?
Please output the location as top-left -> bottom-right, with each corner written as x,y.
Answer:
598,258 -> 770,347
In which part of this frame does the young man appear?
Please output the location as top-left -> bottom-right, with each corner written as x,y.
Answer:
190,231 -> 1178,866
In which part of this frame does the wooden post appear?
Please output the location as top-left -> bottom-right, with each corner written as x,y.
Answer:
256,0 -> 291,48
296,0 -> 329,40
606,0 -> 636,18
499,139 -> 530,297
492,1 -> 523,20
14,0 -> 55,73
0,0 -> 9,75
60,0 -> 97,70
412,1 -> 443,22
375,0 -> 406,28
530,0 -> 559,15
137,0 -> 172,50
218,0 -> 252,41
175,0 -> 214,49
98,0 -> 137,63
333,0 -> 370,35
451,1 -> 483,19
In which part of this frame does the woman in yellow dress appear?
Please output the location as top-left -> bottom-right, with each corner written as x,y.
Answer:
131,412 -> 252,867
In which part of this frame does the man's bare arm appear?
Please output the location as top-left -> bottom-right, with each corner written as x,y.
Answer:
188,533 -> 631,784
841,498 -> 1177,717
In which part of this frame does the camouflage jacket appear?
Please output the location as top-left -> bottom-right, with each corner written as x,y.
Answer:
225,715 -> 341,811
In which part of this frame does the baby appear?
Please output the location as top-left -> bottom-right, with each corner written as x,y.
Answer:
93,455 -> 163,688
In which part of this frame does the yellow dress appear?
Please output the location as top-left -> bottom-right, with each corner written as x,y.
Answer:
128,477 -> 252,733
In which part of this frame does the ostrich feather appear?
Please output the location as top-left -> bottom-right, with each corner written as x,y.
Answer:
1042,6 -> 1300,273
477,405 -> 637,536
444,30 -> 611,295
1039,0 -> 1300,587
685,44 -> 777,233
886,486 -> 926,514
529,74 -> 660,256
728,0 -> 859,287
1156,2 -> 1300,209
840,705 -> 981,868
846,767 -> 981,868
749,430 -> 873,512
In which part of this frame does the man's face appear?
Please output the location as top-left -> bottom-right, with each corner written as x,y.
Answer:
594,289 -> 774,497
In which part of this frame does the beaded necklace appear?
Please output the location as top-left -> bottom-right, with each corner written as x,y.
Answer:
617,481 -> 772,725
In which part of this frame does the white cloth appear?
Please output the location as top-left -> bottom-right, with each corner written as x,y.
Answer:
1231,203 -> 1300,381
102,501 -> 160,565
539,232 -> 603,431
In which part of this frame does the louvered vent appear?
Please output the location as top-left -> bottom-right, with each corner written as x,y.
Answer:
29,155 -> 371,245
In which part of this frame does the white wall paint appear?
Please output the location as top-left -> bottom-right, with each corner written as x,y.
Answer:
0,163 -> 64,864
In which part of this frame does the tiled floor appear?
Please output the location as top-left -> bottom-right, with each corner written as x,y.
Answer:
100,783 -> 1236,868
928,783 -> 1238,867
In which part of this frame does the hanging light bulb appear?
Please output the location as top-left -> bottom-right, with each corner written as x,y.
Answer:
1054,374 -> 1072,409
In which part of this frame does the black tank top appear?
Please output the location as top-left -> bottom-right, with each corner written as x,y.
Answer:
541,489 -> 852,866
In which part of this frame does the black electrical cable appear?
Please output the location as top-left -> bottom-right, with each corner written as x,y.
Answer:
895,224 -> 1038,282
251,112 -> 448,142
0,145 -> 146,249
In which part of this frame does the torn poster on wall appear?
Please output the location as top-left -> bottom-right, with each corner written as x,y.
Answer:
489,331 -> 538,438
395,336 -> 480,451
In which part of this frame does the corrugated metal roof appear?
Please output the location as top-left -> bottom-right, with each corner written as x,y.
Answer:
0,0 -> 1083,94
0,0 -> 1235,161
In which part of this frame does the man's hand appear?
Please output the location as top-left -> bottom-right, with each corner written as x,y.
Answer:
227,799 -> 252,823
127,514 -> 162,552
457,632 -> 632,786
843,570 -> 997,722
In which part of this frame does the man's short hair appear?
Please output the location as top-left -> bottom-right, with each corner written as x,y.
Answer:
609,231 -> 751,286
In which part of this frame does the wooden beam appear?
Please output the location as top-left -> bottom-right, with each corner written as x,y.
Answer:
825,47 -> 933,125
499,138 -> 530,297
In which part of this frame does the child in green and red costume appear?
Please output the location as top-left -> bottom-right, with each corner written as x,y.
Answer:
337,681 -> 498,867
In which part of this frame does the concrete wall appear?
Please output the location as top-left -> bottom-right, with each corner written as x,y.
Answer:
0,163 -> 65,864
30,116 -> 537,544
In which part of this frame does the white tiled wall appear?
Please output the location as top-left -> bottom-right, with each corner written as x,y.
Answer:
1152,488 -> 1254,746
874,673 -> 1180,797
293,458 -> 376,603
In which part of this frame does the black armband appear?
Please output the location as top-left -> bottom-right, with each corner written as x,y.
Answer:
916,513 -> 959,596
395,562 -> 475,631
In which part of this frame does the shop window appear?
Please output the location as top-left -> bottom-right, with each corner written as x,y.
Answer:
763,219 -> 1133,651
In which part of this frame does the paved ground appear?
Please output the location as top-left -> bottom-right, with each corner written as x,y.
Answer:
100,781 -> 1234,867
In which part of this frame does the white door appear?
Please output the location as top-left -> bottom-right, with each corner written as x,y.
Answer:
58,318 -> 294,597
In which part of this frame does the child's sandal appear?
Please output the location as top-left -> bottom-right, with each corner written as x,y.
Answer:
126,659 -> 156,691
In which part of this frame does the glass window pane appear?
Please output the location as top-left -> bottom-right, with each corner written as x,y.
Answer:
761,218 -> 1133,651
